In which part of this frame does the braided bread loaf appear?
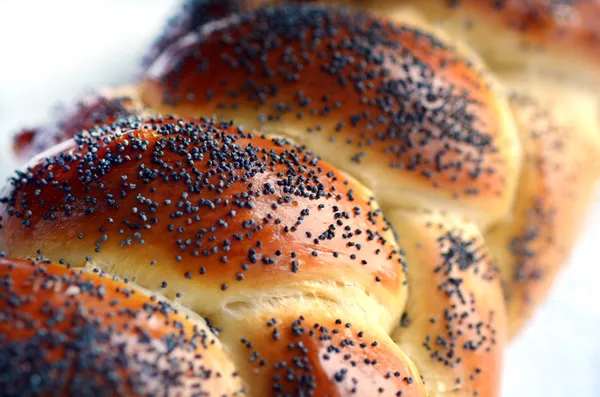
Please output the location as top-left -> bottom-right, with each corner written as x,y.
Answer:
2,3 -> 599,396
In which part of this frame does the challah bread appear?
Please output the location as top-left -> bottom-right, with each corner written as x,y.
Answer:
8,1 -> 597,342
0,115 -> 507,396
0,256 -> 245,396
3,3 -> 599,395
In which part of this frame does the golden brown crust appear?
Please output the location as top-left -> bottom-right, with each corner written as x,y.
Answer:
0,116 -> 406,331
0,256 -> 244,397
213,309 -> 427,396
486,85 -> 600,338
140,4 -> 520,228
386,211 -> 506,397
0,112 -> 510,395
12,4 -> 593,395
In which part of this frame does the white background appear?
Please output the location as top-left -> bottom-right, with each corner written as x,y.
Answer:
1,1 -> 599,395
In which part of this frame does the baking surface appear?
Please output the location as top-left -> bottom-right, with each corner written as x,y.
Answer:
1,1 -> 599,395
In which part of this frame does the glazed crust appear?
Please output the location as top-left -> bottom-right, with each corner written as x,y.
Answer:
139,5 -> 521,228
387,211 -> 506,397
0,256 -> 244,397
135,1 -> 600,341
0,114 -> 507,396
4,2 -> 598,395
212,306 -> 428,396
1,116 -> 407,332
0,255 -> 427,396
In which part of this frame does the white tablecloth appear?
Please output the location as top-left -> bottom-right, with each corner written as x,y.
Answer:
1,1 -> 599,395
